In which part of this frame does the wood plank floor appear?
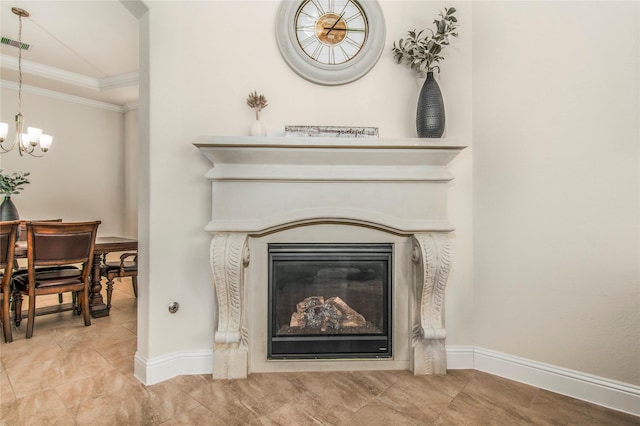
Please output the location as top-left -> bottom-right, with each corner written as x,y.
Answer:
1,283 -> 638,425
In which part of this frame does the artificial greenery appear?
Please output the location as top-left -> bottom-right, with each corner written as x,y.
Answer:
246,91 -> 268,120
392,7 -> 458,76
0,170 -> 30,197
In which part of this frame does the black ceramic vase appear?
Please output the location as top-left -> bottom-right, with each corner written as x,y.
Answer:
0,196 -> 20,222
416,71 -> 445,138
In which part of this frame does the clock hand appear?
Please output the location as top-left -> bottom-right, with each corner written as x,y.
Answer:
323,28 -> 366,32
326,12 -> 345,35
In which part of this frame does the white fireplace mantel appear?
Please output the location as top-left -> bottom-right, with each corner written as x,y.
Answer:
195,135 -> 466,379
195,136 -> 466,235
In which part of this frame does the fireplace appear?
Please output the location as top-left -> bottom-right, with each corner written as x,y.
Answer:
268,243 -> 392,359
195,136 -> 465,379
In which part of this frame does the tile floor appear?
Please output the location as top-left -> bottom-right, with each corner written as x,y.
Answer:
1,280 -> 639,425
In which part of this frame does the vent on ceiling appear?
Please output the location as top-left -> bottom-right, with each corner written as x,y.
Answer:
1,37 -> 31,51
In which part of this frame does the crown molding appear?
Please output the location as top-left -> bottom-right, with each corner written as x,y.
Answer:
0,54 -> 138,91
99,72 -> 139,90
123,102 -> 139,112
1,80 -> 124,113
120,0 -> 149,19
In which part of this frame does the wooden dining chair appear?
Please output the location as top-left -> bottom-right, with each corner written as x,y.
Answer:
17,218 -> 62,242
14,219 -> 67,303
101,252 -> 138,311
0,220 -> 20,343
12,221 -> 100,338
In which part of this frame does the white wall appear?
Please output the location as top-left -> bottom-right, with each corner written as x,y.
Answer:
124,108 -> 139,237
473,1 -> 640,385
4,0 -> 635,395
0,87 -> 127,236
138,0 -> 474,367
139,0 -> 639,391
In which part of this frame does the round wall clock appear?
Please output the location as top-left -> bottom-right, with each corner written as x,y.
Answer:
275,0 -> 386,86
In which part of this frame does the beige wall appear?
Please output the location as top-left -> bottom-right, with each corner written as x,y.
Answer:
124,108 -> 139,237
8,0 -> 636,389
138,0 -> 474,362
472,1 -> 640,385
140,0 -> 639,386
0,87 -> 127,236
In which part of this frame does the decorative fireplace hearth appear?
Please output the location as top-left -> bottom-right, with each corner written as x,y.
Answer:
195,136 -> 465,379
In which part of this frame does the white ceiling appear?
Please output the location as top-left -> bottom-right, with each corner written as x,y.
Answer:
1,0 -> 139,108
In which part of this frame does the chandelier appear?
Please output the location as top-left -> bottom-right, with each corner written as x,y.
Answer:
0,7 -> 53,157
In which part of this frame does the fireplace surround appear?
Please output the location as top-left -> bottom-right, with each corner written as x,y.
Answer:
195,136 -> 465,379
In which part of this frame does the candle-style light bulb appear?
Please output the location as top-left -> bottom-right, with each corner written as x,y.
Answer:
39,134 -> 53,151
27,127 -> 42,146
20,133 -> 30,148
0,122 -> 8,142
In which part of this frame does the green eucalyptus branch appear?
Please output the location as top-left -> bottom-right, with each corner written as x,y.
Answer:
392,7 -> 458,77
0,170 -> 30,196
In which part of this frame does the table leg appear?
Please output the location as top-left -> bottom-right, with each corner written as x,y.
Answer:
89,252 -> 109,318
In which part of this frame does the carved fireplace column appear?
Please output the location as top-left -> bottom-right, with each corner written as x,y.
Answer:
210,233 -> 250,379
411,232 -> 451,375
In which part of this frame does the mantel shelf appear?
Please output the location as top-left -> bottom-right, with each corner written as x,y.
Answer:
194,136 -> 467,181
194,135 -> 467,150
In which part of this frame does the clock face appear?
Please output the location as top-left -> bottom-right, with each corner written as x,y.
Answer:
294,0 -> 368,65
275,0 -> 385,86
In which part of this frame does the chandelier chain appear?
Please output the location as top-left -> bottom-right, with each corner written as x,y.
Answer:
17,12 -> 23,115
0,8 -> 52,157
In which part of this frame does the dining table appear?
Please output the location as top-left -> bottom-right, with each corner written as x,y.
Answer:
14,235 -> 138,318
89,236 -> 138,317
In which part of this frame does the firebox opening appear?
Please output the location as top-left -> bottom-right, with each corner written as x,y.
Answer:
268,243 -> 392,360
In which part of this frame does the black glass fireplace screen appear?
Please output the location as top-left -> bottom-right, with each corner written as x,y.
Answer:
268,243 -> 392,359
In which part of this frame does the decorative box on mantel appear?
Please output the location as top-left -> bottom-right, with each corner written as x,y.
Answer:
195,136 -> 466,379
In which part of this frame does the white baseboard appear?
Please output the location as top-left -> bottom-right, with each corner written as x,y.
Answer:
445,345 -> 475,369
445,346 -> 640,417
134,346 -> 639,417
134,349 -> 213,385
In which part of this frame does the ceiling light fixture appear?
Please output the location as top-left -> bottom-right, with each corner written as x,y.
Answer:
0,7 -> 53,157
